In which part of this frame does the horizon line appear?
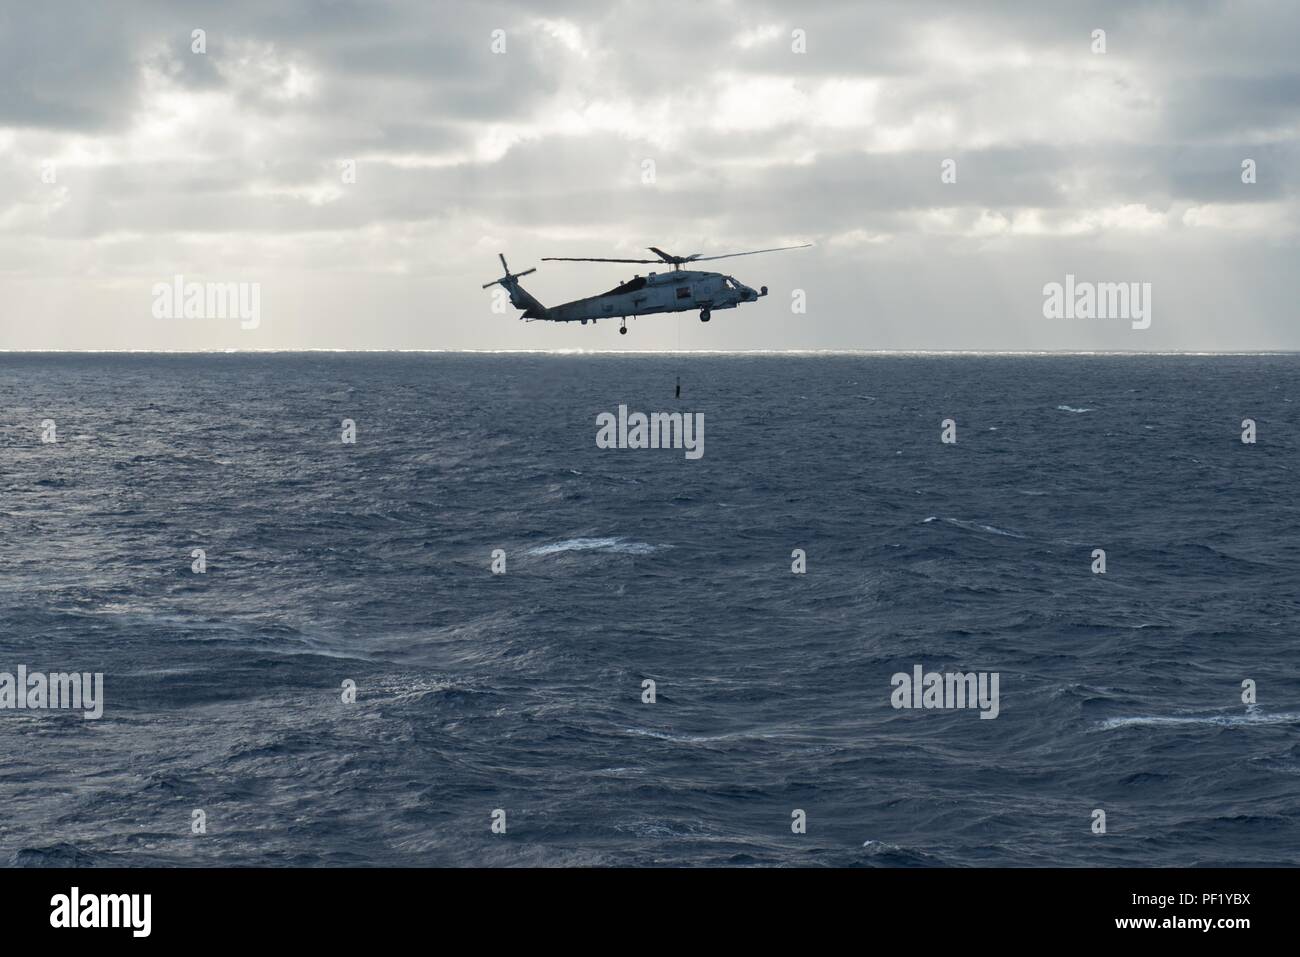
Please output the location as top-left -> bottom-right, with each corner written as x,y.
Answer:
2,349 -> 1299,357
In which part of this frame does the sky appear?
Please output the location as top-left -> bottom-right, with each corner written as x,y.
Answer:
1,0 -> 1297,351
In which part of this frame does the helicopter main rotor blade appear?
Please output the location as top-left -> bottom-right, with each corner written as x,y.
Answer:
688,243 -> 813,262
541,256 -> 662,264
540,243 -> 811,267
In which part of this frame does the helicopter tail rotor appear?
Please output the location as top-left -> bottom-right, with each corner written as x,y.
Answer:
482,253 -> 537,289
482,253 -> 547,319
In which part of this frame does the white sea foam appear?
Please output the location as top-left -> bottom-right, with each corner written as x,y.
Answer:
1057,405 -> 1094,413
622,726 -> 794,744
1099,710 -> 1300,730
923,516 -> 1025,539
526,537 -> 667,557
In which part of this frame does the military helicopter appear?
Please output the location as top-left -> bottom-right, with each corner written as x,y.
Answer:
482,243 -> 811,334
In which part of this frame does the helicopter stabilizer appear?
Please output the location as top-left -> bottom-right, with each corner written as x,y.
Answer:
482,254 -> 546,318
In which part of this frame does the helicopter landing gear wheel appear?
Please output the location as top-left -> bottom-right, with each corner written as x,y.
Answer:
619,318 -> 627,335
699,309 -> 711,322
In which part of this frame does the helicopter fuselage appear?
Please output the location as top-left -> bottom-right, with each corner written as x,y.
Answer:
484,245 -> 807,332
536,269 -> 765,323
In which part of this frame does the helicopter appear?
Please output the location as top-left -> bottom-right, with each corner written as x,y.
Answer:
482,243 -> 811,334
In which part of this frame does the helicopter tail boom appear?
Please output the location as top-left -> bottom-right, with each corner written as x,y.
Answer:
483,254 -> 547,318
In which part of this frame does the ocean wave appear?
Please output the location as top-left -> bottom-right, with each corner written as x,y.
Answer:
1057,405 -> 1094,413
1098,710 -> 1300,730
861,840 -> 946,866
621,726 -> 797,744
12,843 -> 118,867
6,351 -> 1298,868
922,516 -> 1025,539
526,537 -> 669,557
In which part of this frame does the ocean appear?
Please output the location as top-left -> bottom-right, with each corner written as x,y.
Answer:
1,352 -> 1298,867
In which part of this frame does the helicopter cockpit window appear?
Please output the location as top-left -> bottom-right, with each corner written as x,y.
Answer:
604,276 -> 648,296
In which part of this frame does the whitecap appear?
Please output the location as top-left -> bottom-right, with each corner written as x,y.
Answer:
622,726 -> 795,744
526,537 -> 668,557
1057,405 -> 1094,413
924,516 -> 1025,539
1098,710 -> 1300,730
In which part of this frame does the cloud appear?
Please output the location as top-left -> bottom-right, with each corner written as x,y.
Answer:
0,0 -> 1296,350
